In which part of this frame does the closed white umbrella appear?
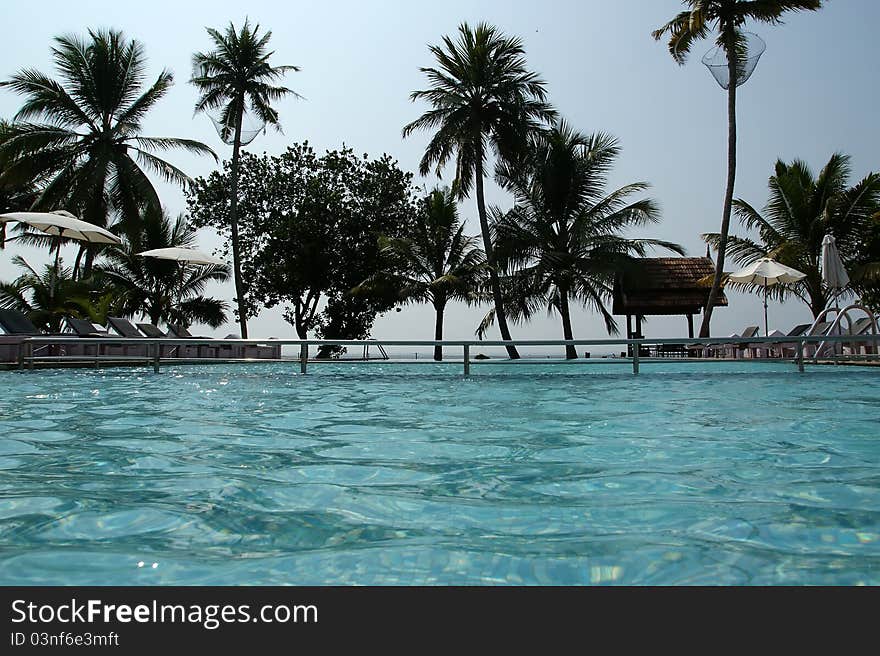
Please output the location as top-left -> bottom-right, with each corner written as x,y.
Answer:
137,247 -> 225,266
821,234 -> 849,304
728,257 -> 806,336
0,210 -> 122,297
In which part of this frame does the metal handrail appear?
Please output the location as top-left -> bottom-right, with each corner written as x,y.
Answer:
14,333 -> 880,374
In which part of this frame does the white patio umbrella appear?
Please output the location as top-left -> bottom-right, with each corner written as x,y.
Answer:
137,247 -> 225,266
728,257 -> 806,336
0,210 -> 122,296
821,234 -> 849,307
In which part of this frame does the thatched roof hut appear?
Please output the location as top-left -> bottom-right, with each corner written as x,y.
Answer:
612,257 -> 728,338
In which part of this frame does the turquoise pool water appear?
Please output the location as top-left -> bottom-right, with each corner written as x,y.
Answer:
0,361 -> 878,585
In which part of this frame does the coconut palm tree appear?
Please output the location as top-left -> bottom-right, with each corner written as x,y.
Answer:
190,20 -> 301,339
490,122 -> 684,359
704,153 -> 880,317
0,119 -> 39,217
403,22 -> 556,359
653,0 -> 823,337
98,209 -> 230,329
0,29 -> 216,271
359,187 -> 485,361
0,256 -> 105,332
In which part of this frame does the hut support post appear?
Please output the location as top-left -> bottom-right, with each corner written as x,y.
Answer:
626,315 -> 633,356
687,314 -> 694,339
463,344 -> 470,376
300,344 -> 308,374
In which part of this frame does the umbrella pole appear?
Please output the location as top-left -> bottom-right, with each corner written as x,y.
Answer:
764,280 -> 769,337
51,229 -> 64,301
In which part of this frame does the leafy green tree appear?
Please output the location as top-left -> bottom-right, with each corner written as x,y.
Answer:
404,22 -> 556,359
653,0 -> 823,337
491,122 -> 684,359
0,29 -> 215,271
0,256 -> 105,332
97,209 -> 230,328
705,153 -> 880,317
186,143 -> 416,350
358,187 -> 486,361
191,20 -> 300,339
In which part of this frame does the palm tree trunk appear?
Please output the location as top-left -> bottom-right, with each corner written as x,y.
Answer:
229,103 -> 249,338
72,245 -> 85,281
474,139 -> 520,359
699,52 -> 738,338
433,299 -> 445,361
83,245 -> 96,278
558,291 -> 577,360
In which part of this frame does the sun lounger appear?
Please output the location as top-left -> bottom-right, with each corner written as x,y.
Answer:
842,316 -> 880,355
104,317 -> 149,358
773,323 -> 811,358
803,321 -> 833,358
63,317 -> 113,358
0,308 -> 46,336
166,324 -> 219,359
65,317 -> 109,338
0,309 -> 71,360
136,323 -> 165,338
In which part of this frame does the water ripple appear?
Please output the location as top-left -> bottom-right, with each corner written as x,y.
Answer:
0,362 -> 878,585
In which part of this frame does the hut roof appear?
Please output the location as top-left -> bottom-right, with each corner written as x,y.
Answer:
612,257 -> 728,315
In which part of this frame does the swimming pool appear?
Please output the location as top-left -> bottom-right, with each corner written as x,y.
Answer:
0,361 -> 877,585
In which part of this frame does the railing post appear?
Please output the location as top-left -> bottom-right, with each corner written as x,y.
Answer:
796,341 -> 805,373
152,343 -> 160,374
632,342 -> 640,375
300,343 -> 308,374
463,344 -> 470,376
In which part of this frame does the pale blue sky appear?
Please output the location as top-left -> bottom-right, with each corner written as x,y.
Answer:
1,0 -> 878,349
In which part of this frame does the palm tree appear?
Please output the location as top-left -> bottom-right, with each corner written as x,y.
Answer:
359,187 -> 485,361
653,0 -> 823,337
190,20 -> 301,339
704,153 -> 880,317
403,22 -> 556,359
491,122 -> 684,359
98,209 -> 230,329
0,29 -> 216,271
0,256 -> 104,332
0,119 -> 39,217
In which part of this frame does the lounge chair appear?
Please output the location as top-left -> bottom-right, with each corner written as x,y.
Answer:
803,321 -> 833,358
0,308 -> 44,335
166,324 -> 219,359
136,323 -> 165,338
134,322 -> 185,358
106,316 -> 144,338
775,323 -> 812,359
684,325 -> 754,359
65,317 -> 109,338
842,316 -> 880,355
732,326 -> 760,359
652,342 -> 686,358
0,308 -> 71,361
105,317 -> 149,358
64,317 -> 112,358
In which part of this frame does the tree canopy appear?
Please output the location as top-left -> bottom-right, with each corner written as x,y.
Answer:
186,142 -> 417,350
